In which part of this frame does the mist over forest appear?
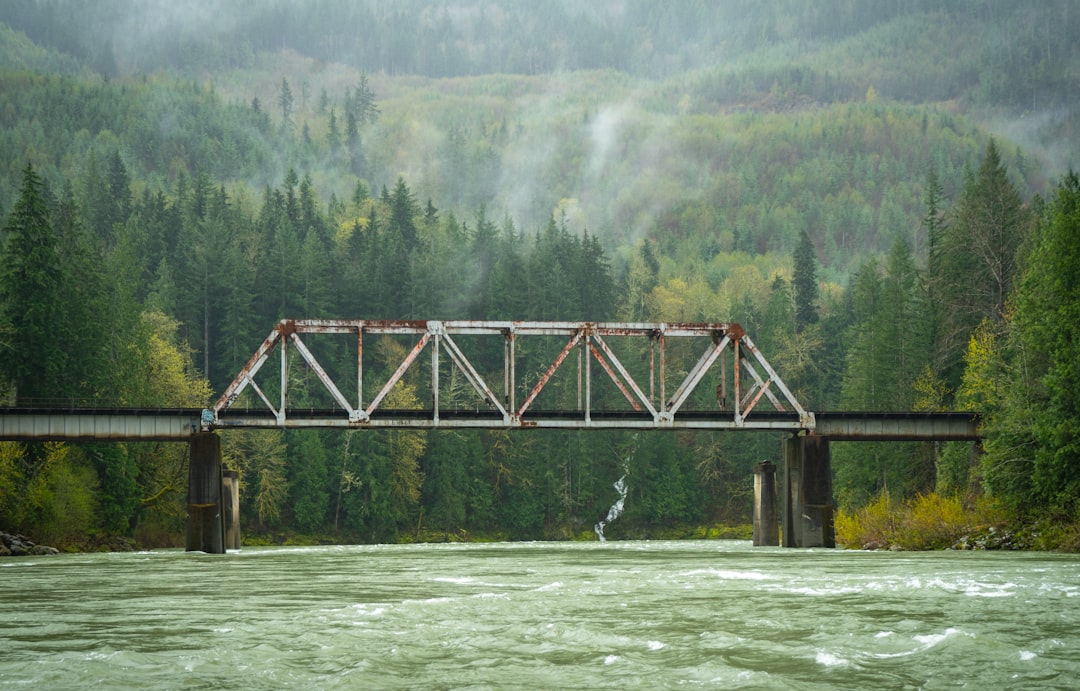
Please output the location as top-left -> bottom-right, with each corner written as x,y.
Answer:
4,1 -> 1078,260
2,1 -> 1079,549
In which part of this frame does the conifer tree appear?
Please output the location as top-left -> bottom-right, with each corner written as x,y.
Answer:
935,140 -> 1031,387
278,77 -> 294,131
1008,171 -> 1080,514
0,163 -> 64,403
792,228 -> 819,332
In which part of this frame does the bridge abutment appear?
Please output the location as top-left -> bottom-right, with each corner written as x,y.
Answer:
187,433 -> 226,553
781,435 -> 835,548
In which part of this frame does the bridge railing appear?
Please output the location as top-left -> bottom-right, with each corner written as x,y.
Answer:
211,319 -> 815,432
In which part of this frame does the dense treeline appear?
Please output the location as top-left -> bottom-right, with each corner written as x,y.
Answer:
1,2 -> 1078,548
0,153 -> 769,545
2,133 -> 1073,547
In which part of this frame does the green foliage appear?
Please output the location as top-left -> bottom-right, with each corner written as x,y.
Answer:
836,490 -> 1005,550
0,163 -> 64,403
934,140 -> 1032,388
0,442 -> 100,547
224,429 -> 289,531
2,2 -> 1079,546
792,228 -> 819,332
287,432 -> 331,534
990,171 -> 1080,516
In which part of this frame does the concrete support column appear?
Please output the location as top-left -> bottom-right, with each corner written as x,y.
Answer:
781,435 -> 835,548
222,469 -> 241,551
187,433 -> 225,553
752,461 -> 779,546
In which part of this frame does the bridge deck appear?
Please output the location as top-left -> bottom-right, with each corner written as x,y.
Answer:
0,408 -> 205,441
0,408 -> 980,441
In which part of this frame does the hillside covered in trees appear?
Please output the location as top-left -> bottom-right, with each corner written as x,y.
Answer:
1,1 -> 1078,550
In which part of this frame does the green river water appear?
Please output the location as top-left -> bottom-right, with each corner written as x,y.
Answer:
1,540 -> 1078,689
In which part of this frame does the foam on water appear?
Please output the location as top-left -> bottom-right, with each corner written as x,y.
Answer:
815,650 -> 849,667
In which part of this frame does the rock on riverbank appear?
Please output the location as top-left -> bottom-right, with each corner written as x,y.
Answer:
1,531 -> 60,556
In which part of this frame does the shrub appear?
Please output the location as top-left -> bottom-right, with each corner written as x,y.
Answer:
837,491 -> 1011,550
896,493 -> 968,550
835,489 -> 896,549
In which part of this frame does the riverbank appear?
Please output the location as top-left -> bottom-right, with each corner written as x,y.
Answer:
835,492 -> 1080,552
0,531 -> 59,556
0,530 -> 142,556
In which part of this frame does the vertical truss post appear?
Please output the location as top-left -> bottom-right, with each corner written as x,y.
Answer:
279,329 -> 289,425
660,330 -> 666,413
733,337 -> 741,424
432,324 -> 441,426
357,324 -> 364,420
506,328 -> 515,414
584,333 -> 592,425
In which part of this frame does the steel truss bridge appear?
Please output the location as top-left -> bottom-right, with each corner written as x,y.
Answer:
213,319 -> 815,432
0,319 -> 981,441
0,318 -> 981,552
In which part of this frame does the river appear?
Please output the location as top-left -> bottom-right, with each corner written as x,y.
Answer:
1,541 -> 1077,689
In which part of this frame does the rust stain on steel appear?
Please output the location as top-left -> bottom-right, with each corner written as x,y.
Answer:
373,319 -> 431,330
588,342 -> 643,412
277,319 -> 298,338
213,327 -> 282,413
740,377 -> 772,417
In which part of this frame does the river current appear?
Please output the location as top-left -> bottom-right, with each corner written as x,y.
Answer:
2,540 -> 1077,689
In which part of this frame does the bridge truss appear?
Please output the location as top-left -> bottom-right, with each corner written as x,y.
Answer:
211,319 -> 814,432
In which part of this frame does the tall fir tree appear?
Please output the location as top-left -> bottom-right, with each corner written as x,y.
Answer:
0,163 -> 65,403
792,228 -> 819,332
935,140 -> 1031,388
1008,171 -> 1080,515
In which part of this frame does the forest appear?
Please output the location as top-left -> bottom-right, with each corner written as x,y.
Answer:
0,1 -> 1078,550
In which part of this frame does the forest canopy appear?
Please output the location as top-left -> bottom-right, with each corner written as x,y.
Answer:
0,1 -> 1078,548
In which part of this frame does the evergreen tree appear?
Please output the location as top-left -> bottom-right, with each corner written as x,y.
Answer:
921,166 -> 950,379
327,107 -> 342,152
287,431 -> 331,534
935,140 -> 1031,387
0,163 -> 65,403
792,228 -> 819,332
1007,171 -> 1080,515
52,183 -> 111,400
278,77 -> 294,131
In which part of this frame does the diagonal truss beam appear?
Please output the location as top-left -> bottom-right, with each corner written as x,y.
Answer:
211,320 -> 815,432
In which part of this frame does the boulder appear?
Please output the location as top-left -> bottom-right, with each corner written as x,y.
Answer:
30,544 -> 60,555
0,530 -> 59,556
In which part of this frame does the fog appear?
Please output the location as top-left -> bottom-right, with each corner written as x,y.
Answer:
3,0 -> 1076,245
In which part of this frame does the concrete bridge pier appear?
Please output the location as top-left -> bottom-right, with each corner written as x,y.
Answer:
222,469 -> 241,550
781,435 -> 835,548
752,461 -> 779,546
187,433 -> 226,553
